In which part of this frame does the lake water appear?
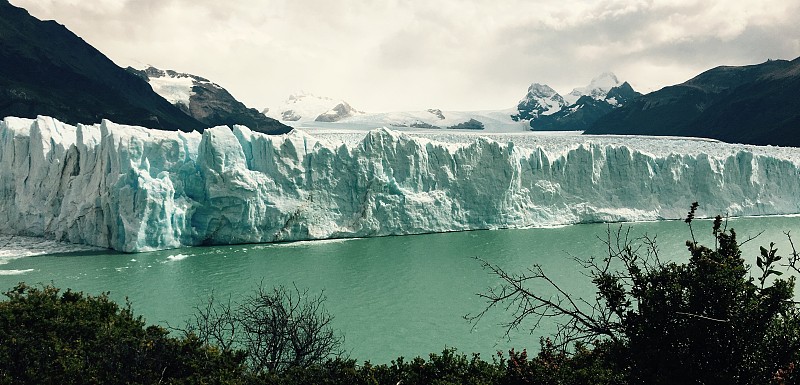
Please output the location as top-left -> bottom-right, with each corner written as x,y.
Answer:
1,216 -> 799,363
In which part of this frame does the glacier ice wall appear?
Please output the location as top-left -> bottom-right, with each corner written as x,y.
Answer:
1,116 -> 799,252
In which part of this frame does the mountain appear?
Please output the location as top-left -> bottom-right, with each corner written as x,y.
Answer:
585,58 -> 800,146
276,74 -> 638,133
265,74 -> 637,133
563,72 -> 622,105
314,101 -> 362,122
0,1 -> 205,131
266,92 -> 525,132
532,82 -> 641,131
265,92 -> 364,123
128,66 -> 290,134
510,73 -> 640,131
511,83 -> 566,121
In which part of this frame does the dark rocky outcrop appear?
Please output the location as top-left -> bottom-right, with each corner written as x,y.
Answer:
314,102 -> 361,123
447,118 -> 485,130
427,109 -> 446,120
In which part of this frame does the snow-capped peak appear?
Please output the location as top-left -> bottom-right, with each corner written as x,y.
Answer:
523,83 -> 560,100
511,83 -> 566,121
133,65 -> 221,108
265,92 -> 363,123
563,72 -> 621,105
287,90 -> 332,103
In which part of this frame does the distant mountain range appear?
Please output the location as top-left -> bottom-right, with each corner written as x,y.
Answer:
585,58 -> 800,146
267,74 -> 638,133
0,1 -> 289,134
263,92 -> 364,123
3,0 -> 798,145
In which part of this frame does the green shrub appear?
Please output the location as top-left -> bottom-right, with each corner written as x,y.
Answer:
471,204 -> 800,385
249,345 -> 623,385
624,221 -> 800,384
0,283 -> 247,385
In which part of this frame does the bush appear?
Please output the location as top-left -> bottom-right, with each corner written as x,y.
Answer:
471,203 -> 800,385
624,217 -> 800,384
249,343 -> 624,385
0,283 -> 247,385
187,283 -> 343,375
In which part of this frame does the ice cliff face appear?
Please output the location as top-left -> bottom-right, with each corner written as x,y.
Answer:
2,116 -> 799,252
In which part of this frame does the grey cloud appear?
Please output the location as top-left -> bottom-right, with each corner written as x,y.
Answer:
476,0 -> 800,94
8,0 -> 800,112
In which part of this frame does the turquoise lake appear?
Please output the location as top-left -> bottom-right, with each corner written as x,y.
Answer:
1,216 -> 799,363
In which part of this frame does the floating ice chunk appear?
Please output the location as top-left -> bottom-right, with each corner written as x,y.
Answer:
0,269 -> 35,275
165,254 -> 191,262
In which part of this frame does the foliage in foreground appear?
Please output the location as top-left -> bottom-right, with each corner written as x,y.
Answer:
185,283 -> 343,375
470,203 -> 800,385
255,343 -> 623,385
0,282 -> 622,385
0,283 -> 247,384
2,203 -> 800,384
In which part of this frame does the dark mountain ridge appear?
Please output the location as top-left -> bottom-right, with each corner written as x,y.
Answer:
586,58 -> 800,146
127,66 -> 290,134
0,1 -> 205,131
0,1 -> 290,134
532,82 -> 641,131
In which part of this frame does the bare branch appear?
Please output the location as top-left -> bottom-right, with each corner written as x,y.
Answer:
738,230 -> 764,247
467,256 -> 621,349
675,311 -> 729,323
642,233 -> 661,268
785,231 -> 800,275
185,282 -> 342,374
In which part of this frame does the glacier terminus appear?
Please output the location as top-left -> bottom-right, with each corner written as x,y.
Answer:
1,116 -> 799,252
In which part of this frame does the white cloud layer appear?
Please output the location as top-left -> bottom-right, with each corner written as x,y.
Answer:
10,0 -> 800,112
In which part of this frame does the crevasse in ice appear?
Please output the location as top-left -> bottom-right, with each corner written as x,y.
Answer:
1,116 -> 799,252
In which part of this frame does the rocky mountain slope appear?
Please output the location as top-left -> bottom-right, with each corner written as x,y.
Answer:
533,82 -> 641,131
585,58 -> 800,146
128,66 -> 290,134
0,1 -> 204,132
513,73 -> 641,131
511,84 -> 566,121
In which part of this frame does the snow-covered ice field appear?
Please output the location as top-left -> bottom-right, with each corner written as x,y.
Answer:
2,116 -> 799,252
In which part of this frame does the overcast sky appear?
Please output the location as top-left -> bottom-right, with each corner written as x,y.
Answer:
10,0 -> 800,112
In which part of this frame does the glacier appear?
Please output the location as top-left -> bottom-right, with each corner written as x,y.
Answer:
1,116 -> 799,253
